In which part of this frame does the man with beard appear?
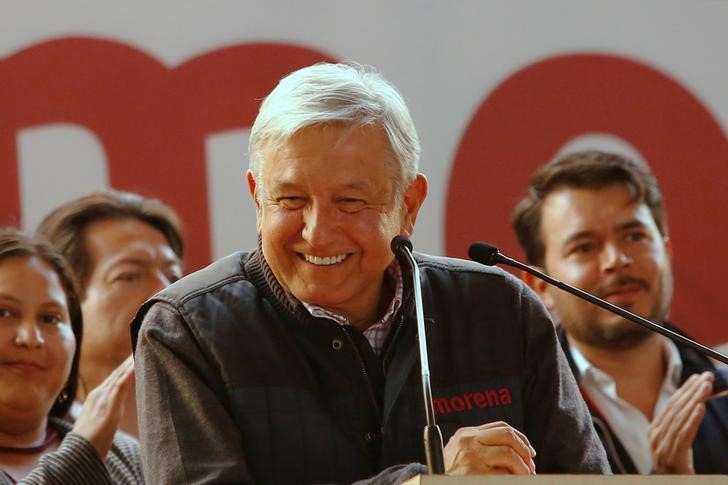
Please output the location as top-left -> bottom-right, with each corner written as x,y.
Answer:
512,150 -> 728,474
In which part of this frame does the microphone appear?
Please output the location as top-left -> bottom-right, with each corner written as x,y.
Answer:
468,242 -> 728,366
391,235 -> 446,474
391,234 -> 414,254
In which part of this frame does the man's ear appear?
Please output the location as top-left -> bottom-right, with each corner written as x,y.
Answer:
401,174 -> 428,236
246,170 -> 259,207
246,170 -> 262,233
521,268 -> 555,310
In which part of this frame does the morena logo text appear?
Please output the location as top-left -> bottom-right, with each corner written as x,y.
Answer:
432,387 -> 512,415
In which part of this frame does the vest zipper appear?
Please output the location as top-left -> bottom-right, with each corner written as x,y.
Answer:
341,328 -> 382,417
382,313 -> 406,370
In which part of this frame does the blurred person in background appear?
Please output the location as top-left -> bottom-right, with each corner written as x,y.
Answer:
0,229 -> 141,484
513,150 -> 728,474
36,190 -> 184,437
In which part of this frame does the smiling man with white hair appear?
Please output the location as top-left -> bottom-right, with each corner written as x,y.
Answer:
132,62 -> 608,484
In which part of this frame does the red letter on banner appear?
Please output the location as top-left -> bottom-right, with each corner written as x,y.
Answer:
0,38 -> 333,270
447,53 -> 728,344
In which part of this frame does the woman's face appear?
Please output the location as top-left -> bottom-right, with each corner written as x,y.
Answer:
0,256 -> 76,431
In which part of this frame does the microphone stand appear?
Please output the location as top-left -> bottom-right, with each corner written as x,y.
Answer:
393,237 -> 446,474
469,242 -> 728,366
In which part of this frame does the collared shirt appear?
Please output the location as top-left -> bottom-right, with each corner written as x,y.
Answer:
570,337 -> 683,474
302,261 -> 403,355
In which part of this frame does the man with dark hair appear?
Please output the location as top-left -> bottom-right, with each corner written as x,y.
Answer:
513,150 -> 728,474
36,189 -> 184,436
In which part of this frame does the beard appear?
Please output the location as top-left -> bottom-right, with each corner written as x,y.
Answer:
564,312 -> 654,351
558,266 -> 674,351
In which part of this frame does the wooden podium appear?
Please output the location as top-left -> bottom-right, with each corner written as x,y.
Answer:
404,475 -> 728,484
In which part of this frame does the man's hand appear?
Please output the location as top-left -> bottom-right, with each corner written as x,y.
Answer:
648,371 -> 714,474
443,421 -> 536,475
71,355 -> 135,459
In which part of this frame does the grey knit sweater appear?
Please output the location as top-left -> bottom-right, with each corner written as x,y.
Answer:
0,418 -> 143,484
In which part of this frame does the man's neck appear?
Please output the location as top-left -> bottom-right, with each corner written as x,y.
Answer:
572,334 -> 667,420
305,267 -> 397,332
78,356 -> 121,399
78,358 -> 139,437
357,275 -> 395,330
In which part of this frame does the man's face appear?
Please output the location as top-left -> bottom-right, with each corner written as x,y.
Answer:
81,218 -> 182,364
248,124 -> 426,328
537,183 -> 673,350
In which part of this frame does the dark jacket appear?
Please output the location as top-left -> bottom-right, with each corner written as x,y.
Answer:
132,249 -> 609,484
558,324 -> 728,474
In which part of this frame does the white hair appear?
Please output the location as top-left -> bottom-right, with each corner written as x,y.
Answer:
248,62 -> 420,198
